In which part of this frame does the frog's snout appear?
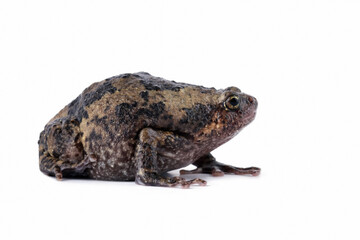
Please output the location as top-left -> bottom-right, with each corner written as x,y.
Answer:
247,96 -> 257,108
239,95 -> 257,113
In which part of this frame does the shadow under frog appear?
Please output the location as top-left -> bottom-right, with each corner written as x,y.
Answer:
38,72 -> 260,188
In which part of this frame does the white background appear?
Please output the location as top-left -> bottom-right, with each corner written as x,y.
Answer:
1,0 -> 359,239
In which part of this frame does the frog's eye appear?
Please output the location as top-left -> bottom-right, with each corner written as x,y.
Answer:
224,95 -> 240,110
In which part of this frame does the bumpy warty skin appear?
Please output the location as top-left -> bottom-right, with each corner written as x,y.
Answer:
38,72 -> 258,184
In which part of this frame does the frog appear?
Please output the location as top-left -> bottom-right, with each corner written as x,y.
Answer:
38,72 -> 260,188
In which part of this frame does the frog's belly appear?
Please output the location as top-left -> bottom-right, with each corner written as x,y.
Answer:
88,158 -> 137,181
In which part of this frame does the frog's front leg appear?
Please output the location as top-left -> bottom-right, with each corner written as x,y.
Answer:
180,154 -> 261,177
134,128 -> 207,188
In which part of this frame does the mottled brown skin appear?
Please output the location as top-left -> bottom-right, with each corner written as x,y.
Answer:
39,72 -> 260,187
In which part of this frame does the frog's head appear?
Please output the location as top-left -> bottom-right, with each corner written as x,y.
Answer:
220,86 -> 257,129
197,86 -> 257,144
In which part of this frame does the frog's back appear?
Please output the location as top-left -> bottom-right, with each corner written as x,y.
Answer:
64,72 -> 219,140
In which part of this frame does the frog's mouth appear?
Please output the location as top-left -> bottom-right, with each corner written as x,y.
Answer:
241,111 -> 256,126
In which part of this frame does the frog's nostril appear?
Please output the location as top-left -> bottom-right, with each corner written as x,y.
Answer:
247,96 -> 254,104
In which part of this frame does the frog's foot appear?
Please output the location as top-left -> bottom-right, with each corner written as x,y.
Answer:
180,154 -> 261,177
180,165 -> 260,177
54,166 -> 63,180
222,166 -> 261,176
136,169 -> 206,188
180,165 -> 261,177
39,153 -> 65,180
40,154 -> 90,181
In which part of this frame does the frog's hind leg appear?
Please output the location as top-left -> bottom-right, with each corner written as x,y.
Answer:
39,153 -> 65,180
180,154 -> 261,177
38,118 -> 89,180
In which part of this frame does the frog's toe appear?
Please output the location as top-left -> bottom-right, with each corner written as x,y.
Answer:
249,167 -> 261,176
54,167 -> 63,180
222,166 -> 261,176
211,167 -> 225,177
169,176 -> 207,188
185,178 -> 207,187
